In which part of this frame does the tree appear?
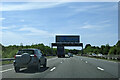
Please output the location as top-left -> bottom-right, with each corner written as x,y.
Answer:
84,46 -> 93,54
85,44 -> 91,49
116,40 -> 120,47
1,43 -> 58,58
93,47 -> 100,54
101,44 -> 110,55
116,47 -> 120,55
108,47 -> 116,55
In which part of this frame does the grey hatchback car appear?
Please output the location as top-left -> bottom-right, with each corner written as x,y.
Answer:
13,49 -> 47,72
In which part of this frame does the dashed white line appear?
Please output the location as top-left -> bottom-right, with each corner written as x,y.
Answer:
81,59 -> 82,60
85,61 -> 88,63
60,62 -> 62,63
0,68 -> 14,73
50,67 -> 56,72
97,67 -> 104,71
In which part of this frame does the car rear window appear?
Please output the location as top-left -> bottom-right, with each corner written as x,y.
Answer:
17,50 -> 34,55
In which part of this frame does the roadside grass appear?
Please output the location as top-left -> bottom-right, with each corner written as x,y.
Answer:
79,55 -> 120,62
0,60 -> 13,66
95,57 -> 120,62
46,56 -> 56,59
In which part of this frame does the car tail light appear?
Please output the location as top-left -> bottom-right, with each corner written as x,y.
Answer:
34,54 -> 37,57
14,55 -> 16,59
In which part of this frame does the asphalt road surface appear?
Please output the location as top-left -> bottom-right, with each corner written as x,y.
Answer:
1,55 -> 119,79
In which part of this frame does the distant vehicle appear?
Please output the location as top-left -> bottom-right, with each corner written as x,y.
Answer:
13,49 -> 47,72
68,53 -> 73,57
57,46 -> 65,58
97,54 -> 103,57
92,53 -> 97,56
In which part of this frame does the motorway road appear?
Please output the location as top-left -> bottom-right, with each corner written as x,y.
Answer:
0,55 -> 119,79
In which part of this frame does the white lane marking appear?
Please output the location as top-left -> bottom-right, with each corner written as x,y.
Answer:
0,68 -> 14,73
97,67 -> 104,71
81,59 -> 82,60
50,67 -> 56,72
60,62 -> 62,63
20,68 -> 27,71
85,61 -> 88,63
48,57 -> 57,61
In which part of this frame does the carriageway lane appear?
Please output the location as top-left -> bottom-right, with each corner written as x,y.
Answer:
2,57 -> 59,78
1,56 -> 118,78
75,56 -> 119,77
44,56 -> 116,78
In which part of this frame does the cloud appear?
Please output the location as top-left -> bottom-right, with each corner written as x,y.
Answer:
19,27 -> 54,37
2,31 -> 36,46
1,2 -> 65,11
80,25 -> 97,29
67,3 -> 117,17
65,4 -> 101,17
97,20 -> 111,25
70,5 -> 101,12
79,23 -> 111,30
82,32 -> 118,46
0,17 -> 6,21
2,28 -> 54,46
20,19 -> 25,22
0,25 -> 18,30
0,27 -> 9,30
1,0 -> 119,2
60,0 -> 119,2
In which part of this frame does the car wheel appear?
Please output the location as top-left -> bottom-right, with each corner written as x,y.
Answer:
37,62 -> 40,71
15,67 -> 20,72
27,66 -> 31,70
43,59 -> 47,67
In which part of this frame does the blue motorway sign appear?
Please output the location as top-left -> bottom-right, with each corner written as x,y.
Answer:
56,35 -> 79,43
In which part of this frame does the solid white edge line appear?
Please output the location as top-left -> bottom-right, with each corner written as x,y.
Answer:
0,68 -> 14,73
97,67 -> 104,71
50,67 -> 56,72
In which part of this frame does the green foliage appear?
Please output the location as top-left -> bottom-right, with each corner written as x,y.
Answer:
84,46 -> 93,54
1,40 -> 120,58
85,44 -> 91,49
116,40 -> 120,47
116,47 -> 120,55
84,41 -> 120,55
108,47 -> 116,55
2,43 -> 57,58
108,40 -> 120,55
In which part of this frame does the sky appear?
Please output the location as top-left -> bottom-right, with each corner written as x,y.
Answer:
0,2 -> 118,49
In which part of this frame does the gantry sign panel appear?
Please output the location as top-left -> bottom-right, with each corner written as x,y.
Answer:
56,35 -> 80,43
51,35 -> 83,57
52,43 -> 83,46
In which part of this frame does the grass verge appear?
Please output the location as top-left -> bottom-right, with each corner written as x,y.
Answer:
81,56 -> 120,62
0,60 -> 13,66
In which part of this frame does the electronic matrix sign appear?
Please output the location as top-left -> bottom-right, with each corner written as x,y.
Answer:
56,35 -> 79,43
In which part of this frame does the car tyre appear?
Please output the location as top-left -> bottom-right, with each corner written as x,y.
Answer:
37,62 -> 40,71
15,67 -> 20,72
43,59 -> 47,67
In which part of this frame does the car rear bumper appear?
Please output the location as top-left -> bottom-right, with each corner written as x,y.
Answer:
13,60 -> 39,68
